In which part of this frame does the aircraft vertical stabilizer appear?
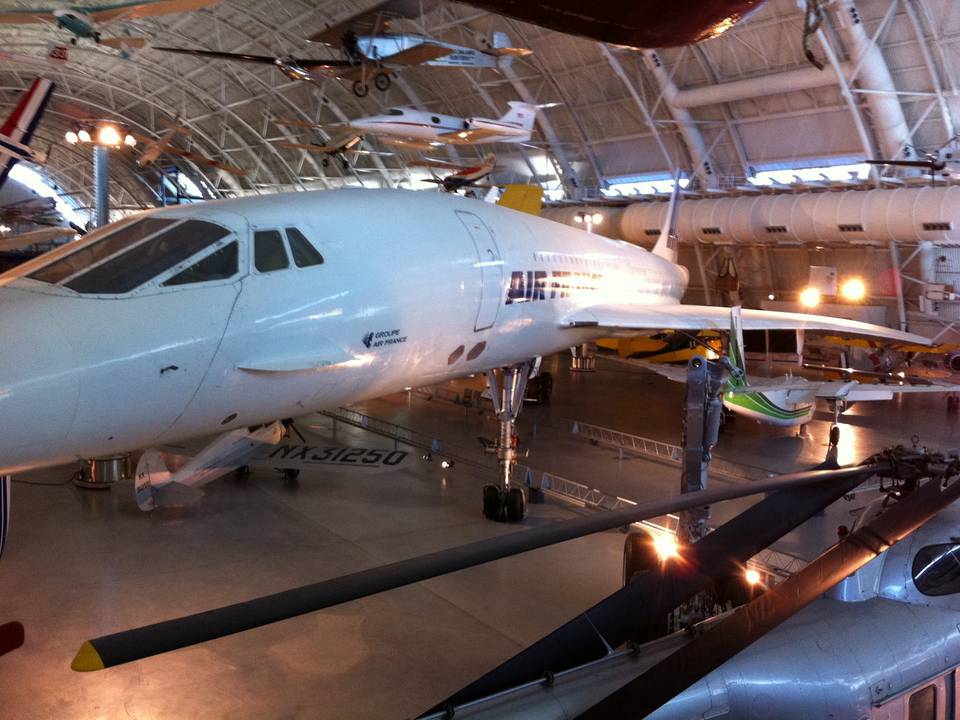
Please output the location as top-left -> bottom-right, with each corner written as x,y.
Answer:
728,305 -> 749,387
0,77 -> 54,186
651,173 -> 681,264
497,184 -> 543,216
500,101 -> 537,132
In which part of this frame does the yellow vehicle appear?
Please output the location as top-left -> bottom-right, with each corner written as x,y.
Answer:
597,331 -> 722,363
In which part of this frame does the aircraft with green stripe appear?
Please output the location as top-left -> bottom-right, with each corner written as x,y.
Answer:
644,306 -> 960,431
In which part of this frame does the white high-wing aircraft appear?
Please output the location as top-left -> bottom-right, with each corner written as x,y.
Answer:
0,226 -> 75,252
638,306 -> 960,433
0,187 -> 930,554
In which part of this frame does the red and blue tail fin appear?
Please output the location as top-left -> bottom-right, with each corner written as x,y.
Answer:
0,77 -> 54,186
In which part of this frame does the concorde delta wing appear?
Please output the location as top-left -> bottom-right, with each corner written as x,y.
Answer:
562,304 -> 933,346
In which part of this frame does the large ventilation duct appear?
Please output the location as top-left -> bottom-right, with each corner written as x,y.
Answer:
642,51 -> 718,190
834,0 -> 912,161
671,63 -> 851,109
617,186 -> 960,248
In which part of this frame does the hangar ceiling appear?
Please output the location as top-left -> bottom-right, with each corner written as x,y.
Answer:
0,0 -> 957,214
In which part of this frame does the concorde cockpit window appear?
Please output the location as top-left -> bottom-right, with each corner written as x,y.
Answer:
64,220 -> 232,294
254,230 -> 289,272
912,543 -> 960,596
285,228 -> 324,267
28,217 -> 177,285
163,241 -> 239,286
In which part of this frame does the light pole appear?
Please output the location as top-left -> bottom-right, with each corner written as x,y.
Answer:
65,123 -> 137,229
574,210 -> 603,234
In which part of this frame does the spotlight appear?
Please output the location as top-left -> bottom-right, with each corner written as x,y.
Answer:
64,130 -> 79,145
0,225 -> 9,234
77,129 -> 91,143
767,293 -> 775,301
97,124 -> 122,147
440,459 -> 454,469
652,532 -> 680,562
123,133 -> 137,147
591,212 -> 603,224
421,452 -> 432,462
573,214 -> 583,223
799,286 -> 821,308
745,568 -> 762,586
840,277 -> 866,301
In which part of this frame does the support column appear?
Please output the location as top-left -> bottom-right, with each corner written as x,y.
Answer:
92,145 -> 110,228
889,240 -> 908,332
0,475 -> 9,560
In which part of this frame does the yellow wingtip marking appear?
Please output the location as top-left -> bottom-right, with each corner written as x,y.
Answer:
71,641 -> 105,672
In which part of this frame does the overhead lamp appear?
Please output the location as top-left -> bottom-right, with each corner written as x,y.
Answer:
592,212 -> 603,224
97,124 -> 122,147
745,568 -> 762,586
799,286 -> 821,308
652,532 -> 680,562
64,130 -> 79,145
440,459 -> 454,469
0,224 -> 9,234
767,293 -> 776,301
840,277 -> 866,302
77,129 -> 91,143
123,133 -> 137,148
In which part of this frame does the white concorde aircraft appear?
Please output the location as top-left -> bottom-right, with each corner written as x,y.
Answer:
0,188 -> 930,549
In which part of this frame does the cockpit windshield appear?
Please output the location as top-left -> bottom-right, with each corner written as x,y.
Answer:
912,543 -> 960,596
28,217 -> 233,294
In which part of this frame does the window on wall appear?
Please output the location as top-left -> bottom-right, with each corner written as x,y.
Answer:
601,174 -> 691,197
254,230 -> 289,273
285,228 -> 324,268
748,158 -> 871,186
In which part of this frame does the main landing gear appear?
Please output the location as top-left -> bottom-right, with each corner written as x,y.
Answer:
481,359 -> 539,522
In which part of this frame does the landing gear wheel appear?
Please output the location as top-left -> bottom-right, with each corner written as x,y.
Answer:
281,468 -> 300,480
482,484 -> 502,520
235,465 -> 251,479
829,424 -> 841,446
622,531 -> 656,586
505,487 -> 526,522
352,80 -> 369,98
374,72 -> 391,92
342,158 -> 350,170
322,157 -> 330,167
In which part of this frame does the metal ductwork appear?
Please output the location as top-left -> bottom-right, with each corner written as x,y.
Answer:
670,63 -> 851,109
834,0 -> 912,161
642,51 -> 719,190
614,186 -> 960,248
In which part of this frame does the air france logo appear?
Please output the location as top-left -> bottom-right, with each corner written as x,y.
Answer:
505,270 -> 602,305
362,329 -> 408,348
362,332 -> 374,349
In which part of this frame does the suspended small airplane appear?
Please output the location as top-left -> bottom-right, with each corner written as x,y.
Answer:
638,306 -> 960,438
131,126 -> 247,176
413,152 -> 497,192
0,196 -> 59,225
270,119 -> 391,169
0,0 -> 218,49
0,76 -> 54,189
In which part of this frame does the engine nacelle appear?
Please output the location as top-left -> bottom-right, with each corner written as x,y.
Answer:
947,351 -> 960,373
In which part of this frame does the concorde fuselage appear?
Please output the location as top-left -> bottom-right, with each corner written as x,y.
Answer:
0,189 -> 687,473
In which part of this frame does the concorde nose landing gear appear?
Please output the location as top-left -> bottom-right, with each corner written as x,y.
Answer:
482,359 -> 538,522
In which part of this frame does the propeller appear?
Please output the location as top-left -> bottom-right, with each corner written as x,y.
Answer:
577,469 -> 960,718
152,46 -> 355,69
71,462 -> 886,672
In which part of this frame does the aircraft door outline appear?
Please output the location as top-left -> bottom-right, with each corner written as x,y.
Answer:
456,210 -> 503,332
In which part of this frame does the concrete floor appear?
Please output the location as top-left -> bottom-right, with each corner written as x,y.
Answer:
0,351 -> 955,718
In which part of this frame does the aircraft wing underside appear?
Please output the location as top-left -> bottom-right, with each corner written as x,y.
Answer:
563,303 -> 932,346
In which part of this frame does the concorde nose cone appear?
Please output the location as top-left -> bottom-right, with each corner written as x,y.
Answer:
0,289 -> 80,460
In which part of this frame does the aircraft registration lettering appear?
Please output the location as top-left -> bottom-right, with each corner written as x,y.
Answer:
266,445 -> 408,466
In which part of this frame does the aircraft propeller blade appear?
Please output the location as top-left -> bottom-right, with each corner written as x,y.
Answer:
71,462 -> 886,672
152,46 -> 354,68
576,469 -> 960,718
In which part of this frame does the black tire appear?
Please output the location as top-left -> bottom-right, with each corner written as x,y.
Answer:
282,468 -> 300,480
322,157 -> 330,167
352,80 -> 369,98
505,487 -> 526,522
623,531 -> 656,586
235,465 -> 250,478
482,484 -> 502,520
829,425 -> 841,446
374,72 -> 391,91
